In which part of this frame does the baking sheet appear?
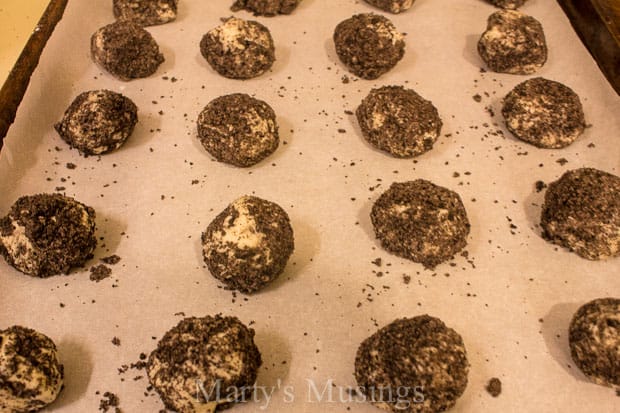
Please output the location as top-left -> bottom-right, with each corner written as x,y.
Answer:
1,0 -> 619,412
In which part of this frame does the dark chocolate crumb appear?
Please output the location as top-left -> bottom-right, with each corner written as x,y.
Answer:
101,255 -> 121,265
90,264 -> 112,282
112,337 -> 121,346
486,377 -> 502,397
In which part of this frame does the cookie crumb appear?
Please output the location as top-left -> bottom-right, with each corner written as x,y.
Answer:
486,377 -> 502,397
90,264 -> 112,282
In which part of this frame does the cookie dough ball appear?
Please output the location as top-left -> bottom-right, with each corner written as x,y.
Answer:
486,0 -> 527,9
356,85 -> 442,158
91,21 -> 164,80
363,0 -> 415,14
569,298 -> 620,388
355,316 -> 469,412
541,168 -> 620,260
0,194 -> 96,277
147,315 -> 262,413
113,0 -> 178,26
371,180 -> 470,269
202,196 -> 294,293
231,0 -> 301,16
196,93 -> 279,167
0,326 -> 64,412
200,17 -> 275,79
502,78 -> 585,149
54,90 -> 138,156
477,10 -> 547,74
333,13 -> 405,80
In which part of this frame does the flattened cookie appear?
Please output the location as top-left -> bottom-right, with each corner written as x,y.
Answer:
355,315 -> 469,412
333,13 -> 405,80
231,0 -> 301,16
541,168 -> 620,260
202,195 -> 294,293
477,10 -> 547,74
502,77 -> 586,148
0,194 -> 97,277
0,326 -> 64,412
147,315 -> 262,413
486,0 -> 527,9
371,180 -> 470,269
91,21 -> 164,80
356,85 -> 442,157
363,0 -> 415,14
113,0 -> 178,26
200,17 -> 275,79
569,298 -> 620,388
55,90 -> 138,156
197,93 -> 278,167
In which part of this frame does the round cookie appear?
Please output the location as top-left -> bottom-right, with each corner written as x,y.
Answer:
333,13 -> 405,80
371,180 -> 470,269
541,168 -> 620,260
477,10 -> 547,74
363,0 -> 415,14
147,315 -> 262,413
486,0 -> 527,9
355,315 -> 469,412
0,326 -> 64,412
196,93 -> 279,167
54,90 -> 138,156
0,193 -> 97,277
113,0 -> 178,26
569,298 -> 620,388
502,77 -> 586,149
91,21 -> 164,80
202,195 -> 294,293
200,17 -> 275,79
231,0 -> 301,16
356,85 -> 442,158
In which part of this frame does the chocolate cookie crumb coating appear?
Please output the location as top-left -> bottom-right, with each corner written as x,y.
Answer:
196,93 -> 279,167
502,78 -> 585,149
202,196 -> 294,293
0,326 -> 64,412
113,0 -> 178,26
91,21 -> 164,80
55,90 -> 138,156
333,13 -> 405,80
478,10 -> 547,74
356,86 -> 442,157
486,0 -> 527,9
371,180 -> 470,269
147,315 -> 262,413
355,316 -> 469,413
0,193 -> 97,277
569,298 -> 620,388
231,0 -> 301,16
200,17 -> 275,79
541,168 -> 620,260
363,0 -> 415,14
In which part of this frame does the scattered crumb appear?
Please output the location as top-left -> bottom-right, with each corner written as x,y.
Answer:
98,391 -> 120,412
486,377 -> 502,397
101,255 -> 121,265
111,337 -> 121,346
535,180 -> 547,193
90,264 -> 112,282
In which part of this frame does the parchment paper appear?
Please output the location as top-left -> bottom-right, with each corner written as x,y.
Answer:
1,0 -> 619,412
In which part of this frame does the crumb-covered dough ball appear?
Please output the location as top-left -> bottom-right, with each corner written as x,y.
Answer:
231,0 -> 301,16
356,85 -> 442,157
371,180 -> 470,269
502,77 -> 585,149
355,316 -> 469,412
477,10 -> 547,74
113,0 -> 178,26
54,90 -> 138,156
541,168 -> 620,260
569,298 -> 620,388
486,0 -> 527,9
0,326 -> 64,412
202,196 -> 294,293
0,194 -> 97,278
333,13 -> 405,80
91,21 -> 164,80
147,315 -> 262,413
200,17 -> 275,79
196,93 -> 279,167
363,0 -> 415,14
